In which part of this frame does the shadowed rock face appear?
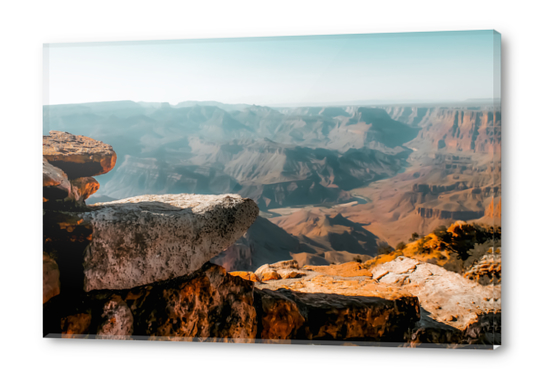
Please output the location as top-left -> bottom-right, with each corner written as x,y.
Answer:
43,253 -> 60,303
43,131 -> 117,178
43,158 -> 71,200
254,289 -> 305,340
49,263 -> 259,341
70,177 -> 100,201
47,263 -> 419,343
80,194 -> 259,291
254,287 -> 419,342
126,264 -> 258,340
281,290 -> 419,342
242,256 -> 500,347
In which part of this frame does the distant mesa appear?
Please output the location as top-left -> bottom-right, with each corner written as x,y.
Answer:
271,208 -> 383,257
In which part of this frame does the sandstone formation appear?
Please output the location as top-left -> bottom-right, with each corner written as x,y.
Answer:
43,131 -> 117,178
276,290 -> 419,342
79,194 -> 259,291
42,129 -> 499,348
370,257 -> 499,332
254,260 -> 306,282
48,264 -> 258,341
43,158 -> 71,201
244,256 -> 500,347
463,254 -> 501,285
46,261 -> 421,343
229,271 -> 260,282
485,198 -> 502,218
125,263 -> 258,341
43,174 -> 100,206
385,107 -> 501,154
70,177 -> 100,202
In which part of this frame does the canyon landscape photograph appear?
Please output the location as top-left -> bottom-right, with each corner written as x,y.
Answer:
42,30 -> 501,348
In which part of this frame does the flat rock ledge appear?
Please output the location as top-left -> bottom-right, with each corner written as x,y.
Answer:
43,131 -> 117,178
81,194 -> 259,291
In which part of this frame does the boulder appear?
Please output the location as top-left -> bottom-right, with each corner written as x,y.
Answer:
43,158 -> 71,201
119,263 -> 257,340
81,194 -> 259,291
43,131 -> 116,178
70,177 -> 100,202
276,289 -> 419,342
46,263 -> 258,341
370,257 -> 500,333
96,295 -> 134,340
43,253 -> 60,303
43,158 -> 100,206
254,260 -> 305,281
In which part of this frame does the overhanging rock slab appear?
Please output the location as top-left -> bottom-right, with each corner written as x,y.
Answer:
81,194 -> 259,291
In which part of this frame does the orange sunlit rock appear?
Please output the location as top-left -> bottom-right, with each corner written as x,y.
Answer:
43,131 -> 117,178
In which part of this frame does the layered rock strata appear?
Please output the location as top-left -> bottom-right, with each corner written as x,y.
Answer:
43,131 -> 117,178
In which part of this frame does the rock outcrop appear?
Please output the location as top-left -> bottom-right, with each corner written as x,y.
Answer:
80,194 -> 259,291
242,256 -> 500,347
43,130 -> 498,348
70,177 -> 100,202
370,257 -> 499,333
463,254 -> 501,285
416,207 -> 484,220
485,197 -> 502,219
254,260 -> 306,282
254,289 -> 305,340
258,289 -> 419,343
43,131 -> 267,342
47,264 -> 258,341
43,158 -> 71,200
43,131 -> 117,178
385,107 -> 501,154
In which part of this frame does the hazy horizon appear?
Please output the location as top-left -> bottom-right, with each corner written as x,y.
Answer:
44,97 -> 500,109
44,31 -> 501,106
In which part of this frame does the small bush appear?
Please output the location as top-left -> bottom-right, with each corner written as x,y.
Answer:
409,232 -> 419,242
378,244 -> 394,255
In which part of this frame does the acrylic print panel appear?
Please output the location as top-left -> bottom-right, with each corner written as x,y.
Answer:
42,30 -> 501,348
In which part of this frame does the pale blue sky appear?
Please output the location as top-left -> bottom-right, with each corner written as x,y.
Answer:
44,30 -> 500,106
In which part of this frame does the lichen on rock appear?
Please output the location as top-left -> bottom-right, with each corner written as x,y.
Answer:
81,194 -> 259,291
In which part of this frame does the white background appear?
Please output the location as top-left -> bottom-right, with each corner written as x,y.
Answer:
0,0 -> 538,377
